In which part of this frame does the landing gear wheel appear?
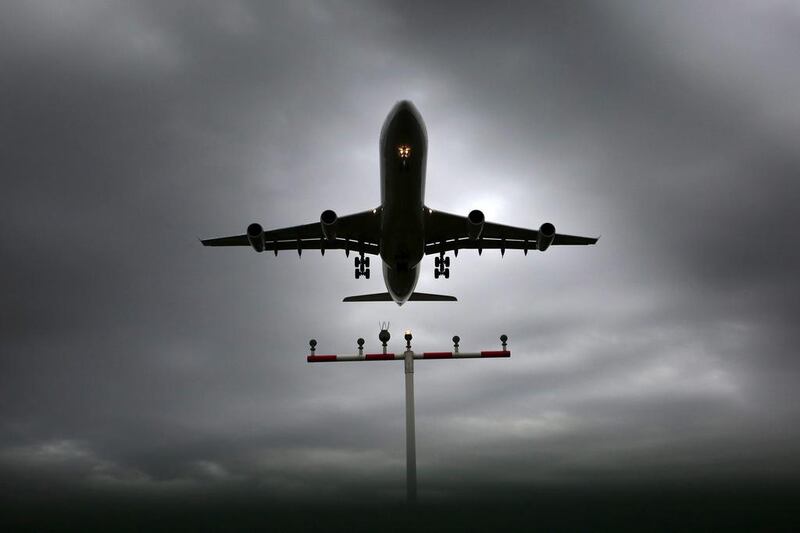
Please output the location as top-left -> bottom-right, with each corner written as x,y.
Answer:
364,268 -> 370,279
364,257 -> 370,268
444,268 -> 450,279
354,257 -> 361,268
444,257 -> 450,267
434,269 -> 440,279
355,268 -> 361,279
435,256 -> 441,268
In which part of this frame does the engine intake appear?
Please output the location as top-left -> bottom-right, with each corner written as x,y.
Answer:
247,223 -> 265,253
320,209 -> 338,240
537,222 -> 555,252
467,209 -> 485,240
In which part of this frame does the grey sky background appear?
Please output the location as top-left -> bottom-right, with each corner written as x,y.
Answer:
1,0 -> 799,503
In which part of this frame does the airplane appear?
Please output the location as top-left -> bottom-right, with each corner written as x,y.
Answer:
201,100 -> 598,305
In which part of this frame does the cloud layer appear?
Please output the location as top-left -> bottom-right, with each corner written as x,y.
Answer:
2,0 -> 799,504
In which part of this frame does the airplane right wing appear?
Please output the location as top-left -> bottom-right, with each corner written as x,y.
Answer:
201,208 -> 383,256
424,209 -> 598,255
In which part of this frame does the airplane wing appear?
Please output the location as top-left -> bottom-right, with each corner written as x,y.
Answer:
424,209 -> 598,255
201,208 -> 382,256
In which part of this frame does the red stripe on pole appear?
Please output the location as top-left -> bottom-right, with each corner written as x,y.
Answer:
307,355 -> 337,362
423,352 -> 453,359
365,353 -> 395,360
480,350 -> 511,357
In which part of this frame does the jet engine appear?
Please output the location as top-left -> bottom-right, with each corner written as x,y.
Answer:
320,209 -> 338,240
537,222 -> 555,252
466,209 -> 485,240
247,223 -> 265,252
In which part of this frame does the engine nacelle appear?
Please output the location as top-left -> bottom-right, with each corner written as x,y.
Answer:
320,209 -> 338,240
247,222 -> 265,253
466,209 -> 485,240
537,222 -> 555,252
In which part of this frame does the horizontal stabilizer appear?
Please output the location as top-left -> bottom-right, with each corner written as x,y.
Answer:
343,292 -> 457,302
343,292 -> 394,302
409,292 -> 457,301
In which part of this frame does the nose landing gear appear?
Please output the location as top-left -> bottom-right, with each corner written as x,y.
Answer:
354,252 -> 370,279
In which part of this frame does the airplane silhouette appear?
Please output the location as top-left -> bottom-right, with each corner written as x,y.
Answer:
202,100 -> 598,305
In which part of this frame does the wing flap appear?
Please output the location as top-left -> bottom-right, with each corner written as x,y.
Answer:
264,239 -> 380,254
202,236 -> 379,255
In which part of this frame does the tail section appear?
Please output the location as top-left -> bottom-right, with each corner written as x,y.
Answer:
343,292 -> 457,303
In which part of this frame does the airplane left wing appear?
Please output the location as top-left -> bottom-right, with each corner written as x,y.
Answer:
202,208 -> 382,255
424,209 -> 598,255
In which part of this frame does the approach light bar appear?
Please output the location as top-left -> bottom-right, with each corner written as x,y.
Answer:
307,351 -> 509,362
306,334 -> 509,363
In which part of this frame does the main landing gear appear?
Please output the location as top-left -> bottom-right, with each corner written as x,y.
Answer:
354,253 -> 370,279
434,254 -> 450,279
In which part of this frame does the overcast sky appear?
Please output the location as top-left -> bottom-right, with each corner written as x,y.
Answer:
1,0 -> 799,506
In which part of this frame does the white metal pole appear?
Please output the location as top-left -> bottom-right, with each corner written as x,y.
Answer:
404,347 -> 417,504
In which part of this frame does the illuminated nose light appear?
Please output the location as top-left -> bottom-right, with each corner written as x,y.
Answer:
398,145 -> 411,158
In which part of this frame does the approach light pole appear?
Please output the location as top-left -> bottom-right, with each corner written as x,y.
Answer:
307,328 -> 511,504
403,329 -> 416,504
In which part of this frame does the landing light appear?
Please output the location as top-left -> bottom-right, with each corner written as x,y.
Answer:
398,145 -> 411,158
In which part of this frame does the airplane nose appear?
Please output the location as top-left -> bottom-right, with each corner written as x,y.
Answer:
389,100 -> 420,128
393,100 -> 419,116
381,100 -> 427,148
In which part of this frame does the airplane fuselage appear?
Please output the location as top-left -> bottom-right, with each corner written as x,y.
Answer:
379,101 -> 427,304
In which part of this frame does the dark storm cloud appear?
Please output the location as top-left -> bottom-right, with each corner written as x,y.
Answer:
1,0 -> 799,505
